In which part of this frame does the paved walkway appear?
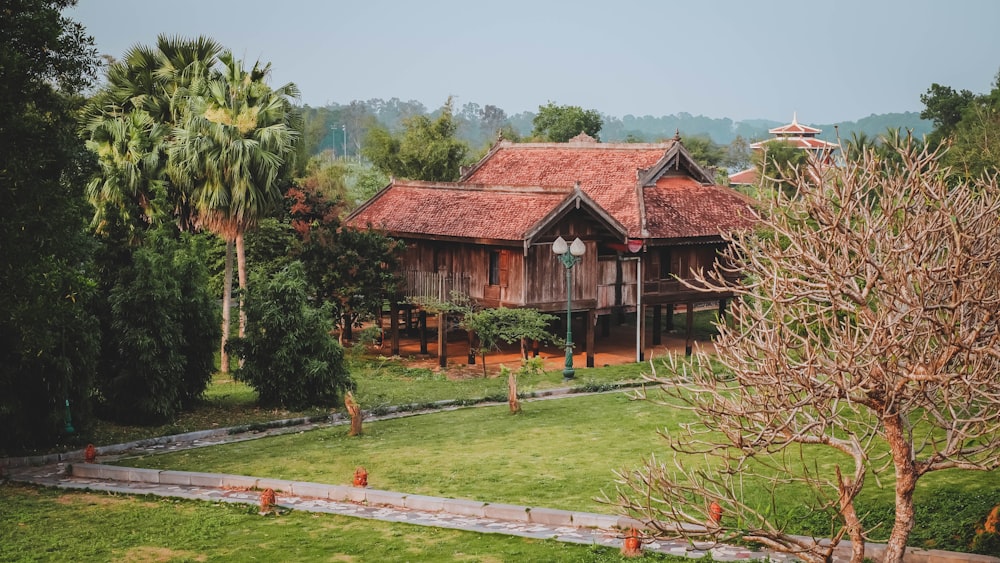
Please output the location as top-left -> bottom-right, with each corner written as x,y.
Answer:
4,392 -> 994,563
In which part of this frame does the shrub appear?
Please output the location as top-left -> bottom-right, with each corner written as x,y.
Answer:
228,262 -> 353,409
94,228 -> 219,424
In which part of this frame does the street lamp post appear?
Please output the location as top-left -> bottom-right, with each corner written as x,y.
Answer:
552,236 -> 586,379
63,398 -> 75,434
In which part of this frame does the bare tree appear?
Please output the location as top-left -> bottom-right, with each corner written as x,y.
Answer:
612,138 -> 1000,563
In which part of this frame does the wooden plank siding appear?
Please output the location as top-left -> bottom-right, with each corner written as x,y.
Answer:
398,239 -> 733,311
641,242 -> 736,305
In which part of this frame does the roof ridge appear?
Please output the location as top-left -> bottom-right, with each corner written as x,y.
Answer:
392,181 -> 575,194
497,141 -> 676,150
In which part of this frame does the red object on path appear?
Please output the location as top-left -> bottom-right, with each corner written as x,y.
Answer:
353,466 -> 368,487
259,488 -> 276,513
621,528 -> 642,557
84,444 -> 97,463
709,501 -> 723,525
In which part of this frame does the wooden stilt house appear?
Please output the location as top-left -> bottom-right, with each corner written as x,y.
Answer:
346,133 -> 756,365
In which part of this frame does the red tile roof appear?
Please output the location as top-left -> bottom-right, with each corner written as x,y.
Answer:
348,140 -> 758,244
751,137 -> 838,150
728,167 -> 759,186
462,141 -> 674,235
769,113 -> 822,136
643,176 -> 756,240
348,181 -> 573,241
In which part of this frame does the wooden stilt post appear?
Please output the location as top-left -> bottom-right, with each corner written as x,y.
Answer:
438,312 -> 447,368
666,304 -> 675,331
652,304 -> 662,345
685,303 -> 695,356
390,303 -> 400,356
467,330 -> 476,365
404,305 -> 414,335
419,311 -> 428,354
586,309 -> 596,368
342,313 -> 353,341
640,305 -> 648,362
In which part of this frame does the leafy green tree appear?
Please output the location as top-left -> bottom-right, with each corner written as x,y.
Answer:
243,217 -> 298,276
920,82 -> 977,146
0,0 -> 101,451
227,262 -> 353,409
93,223 -> 219,424
920,72 -> 1000,180
723,135 -> 752,172
286,180 -> 401,338
362,97 -> 470,181
172,51 -> 301,372
461,308 -> 556,377
531,102 -> 603,142
680,134 -> 725,168
753,139 -> 811,195
345,161 -> 389,208
481,104 -> 510,141
843,131 -> 877,163
171,233 -> 221,404
843,128 -> 924,171
948,100 -> 1000,179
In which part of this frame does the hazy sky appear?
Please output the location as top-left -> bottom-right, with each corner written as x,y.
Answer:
66,0 -> 1000,124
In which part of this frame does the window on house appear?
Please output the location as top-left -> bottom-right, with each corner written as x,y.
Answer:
488,250 -> 509,287
489,251 -> 501,286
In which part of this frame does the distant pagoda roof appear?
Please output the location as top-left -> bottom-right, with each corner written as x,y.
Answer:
769,112 -> 821,137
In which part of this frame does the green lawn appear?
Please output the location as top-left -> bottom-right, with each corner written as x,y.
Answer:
13,337 -> 1000,556
81,356 -> 649,450
125,392 -> 662,512
119,391 -> 1000,553
0,483 -> 687,562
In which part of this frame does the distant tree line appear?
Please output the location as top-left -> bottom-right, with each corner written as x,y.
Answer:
298,98 -> 932,163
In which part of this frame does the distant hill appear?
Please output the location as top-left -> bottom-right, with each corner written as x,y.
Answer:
308,99 -> 933,158
543,111 -> 932,146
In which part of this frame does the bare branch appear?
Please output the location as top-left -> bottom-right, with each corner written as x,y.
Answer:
617,139 -> 1000,563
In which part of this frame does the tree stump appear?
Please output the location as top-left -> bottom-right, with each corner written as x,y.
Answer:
345,391 -> 362,436
507,367 -> 521,414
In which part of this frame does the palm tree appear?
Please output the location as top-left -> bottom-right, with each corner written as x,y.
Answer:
82,35 -> 221,232
172,51 -> 300,372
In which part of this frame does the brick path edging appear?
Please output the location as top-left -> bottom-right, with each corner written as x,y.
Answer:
69,463 -> 630,530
